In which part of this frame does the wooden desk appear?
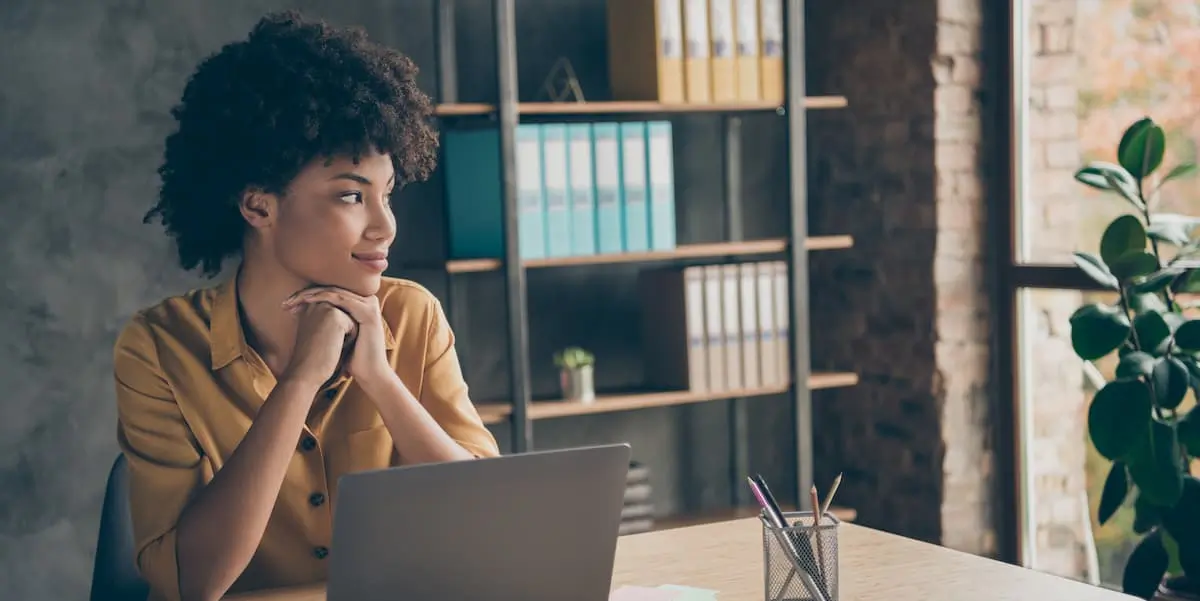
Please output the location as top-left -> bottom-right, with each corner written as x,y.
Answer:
226,518 -> 1134,600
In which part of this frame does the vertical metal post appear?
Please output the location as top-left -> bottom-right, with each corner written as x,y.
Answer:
435,0 -> 458,104
783,0 -> 814,509
434,0 -> 465,374
493,0 -> 533,453
724,115 -> 750,507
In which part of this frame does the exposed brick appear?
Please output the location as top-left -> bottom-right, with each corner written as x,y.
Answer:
1028,108 -> 1079,141
1045,84 -> 1077,110
939,0 -> 983,24
1031,53 -> 1078,85
1040,23 -> 1075,54
1045,139 -> 1080,169
938,22 -> 981,55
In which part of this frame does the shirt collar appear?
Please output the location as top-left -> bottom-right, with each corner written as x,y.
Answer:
209,273 -> 396,371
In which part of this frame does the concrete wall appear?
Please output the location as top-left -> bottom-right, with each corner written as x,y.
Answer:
0,1 -> 800,598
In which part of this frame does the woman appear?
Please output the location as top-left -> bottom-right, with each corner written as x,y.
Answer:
114,11 -> 499,601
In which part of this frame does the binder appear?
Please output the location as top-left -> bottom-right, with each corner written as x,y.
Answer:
756,261 -> 780,386
566,123 -> 597,256
682,0 -> 712,103
541,124 -> 572,258
708,0 -> 738,102
733,0 -> 761,101
637,266 -> 709,392
703,264 -> 726,391
442,128 -> 503,259
739,262 -> 761,389
620,122 -> 650,252
647,121 -> 677,251
772,261 -> 791,382
758,0 -> 785,103
721,264 -> 743,390
516,124 -> 546,259
593,123 -> 624,254
606,0 -> 686,103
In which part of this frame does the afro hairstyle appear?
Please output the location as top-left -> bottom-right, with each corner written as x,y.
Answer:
144,11 -> 439,277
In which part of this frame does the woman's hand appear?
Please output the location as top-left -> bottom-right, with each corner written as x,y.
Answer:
283,286 -> 393,388
279,301 -> 357,391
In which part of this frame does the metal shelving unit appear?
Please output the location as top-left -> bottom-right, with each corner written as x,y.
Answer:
426,0 -> 852,514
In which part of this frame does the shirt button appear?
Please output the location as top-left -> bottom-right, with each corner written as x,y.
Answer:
299,436 -> 317,452
313,546 -> 329,559
309,492 -> 326,507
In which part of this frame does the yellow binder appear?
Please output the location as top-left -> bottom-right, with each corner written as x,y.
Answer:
607,0 -> 686,103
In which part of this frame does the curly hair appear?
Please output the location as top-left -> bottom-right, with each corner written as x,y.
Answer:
144,11 -> 439,277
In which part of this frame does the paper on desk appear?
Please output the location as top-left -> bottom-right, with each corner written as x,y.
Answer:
609,584 -> 718,600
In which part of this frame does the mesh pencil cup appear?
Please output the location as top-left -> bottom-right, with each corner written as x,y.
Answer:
760,510 -> 840,601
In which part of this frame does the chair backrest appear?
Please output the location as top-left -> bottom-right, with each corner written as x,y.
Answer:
90,454 -> 149,601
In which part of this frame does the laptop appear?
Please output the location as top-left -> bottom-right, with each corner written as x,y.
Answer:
325,443 -> 633,601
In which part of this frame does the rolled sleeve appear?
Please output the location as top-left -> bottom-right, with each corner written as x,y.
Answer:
114,316 -> 209,601
418,298 -> 500,458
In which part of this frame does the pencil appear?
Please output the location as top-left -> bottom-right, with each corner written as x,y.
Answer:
810,484 -> 827,580
820,472 -> 843,516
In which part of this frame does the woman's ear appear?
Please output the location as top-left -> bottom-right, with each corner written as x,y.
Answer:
239,188 -> 278,231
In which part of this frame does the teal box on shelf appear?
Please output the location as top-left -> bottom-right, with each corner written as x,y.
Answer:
442,128 -> 504,259
619,121 -> 650,253
647,121 -> 677,251
593,123 -> 625,254
541,123 -> 572,258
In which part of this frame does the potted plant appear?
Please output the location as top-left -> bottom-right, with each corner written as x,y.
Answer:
554,346 -> 595,403
1069,116 -> 1200,600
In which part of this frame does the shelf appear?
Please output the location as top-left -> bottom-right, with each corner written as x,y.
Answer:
650,504 -> 858,532
433,96 -> 848,118
446,235 -> 853,274
475,371 -> 858,425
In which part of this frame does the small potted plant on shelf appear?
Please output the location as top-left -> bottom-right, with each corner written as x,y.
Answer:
1068,116 -> 1200,600
554,346 -> 595,403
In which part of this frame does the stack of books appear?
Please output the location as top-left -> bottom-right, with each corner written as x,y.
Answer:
442,121 -> 678,261
637,260 -> 791,393
606,0 -> 784,104
620,461 -> 655,535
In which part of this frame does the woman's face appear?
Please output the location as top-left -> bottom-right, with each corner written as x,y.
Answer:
256,150 -> 397,296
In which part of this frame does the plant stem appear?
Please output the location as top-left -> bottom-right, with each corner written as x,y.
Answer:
1119,285 -> 1168,423
1140,178 -> 1179,313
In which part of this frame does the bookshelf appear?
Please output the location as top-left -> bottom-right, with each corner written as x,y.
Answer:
421,0 -> 854,529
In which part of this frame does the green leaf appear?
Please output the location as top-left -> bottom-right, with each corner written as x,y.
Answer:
1131,292 -> 1170,314
1135,494 -> 1162,533
1118,351 -> 1158,379
1178,270 -> 1200,293
1152,356 -> 1190,410
1174,320 -> 1200,351
1070,303 -> 1132,360
1119,117 -> 1167,179
1134,311 -> 1173,356
1076,162 -> 1127,190
1101,214 -> 1149,267
1161,162 -> 1198,185
1127,420 -> 1185,507
1112,251 -> 1160,281
1162,478 -> 1200,575
1089,379 -> 1153,460
1099,461 -> 1130,526
1148,213 -> 1200,247
1178,408 -> 1200,457
1132,267 -> 1185,293
1072,252 -> 1120,290
1123,529 -> 1168,600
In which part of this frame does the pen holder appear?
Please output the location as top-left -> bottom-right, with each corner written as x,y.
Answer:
761,511 -> 839,601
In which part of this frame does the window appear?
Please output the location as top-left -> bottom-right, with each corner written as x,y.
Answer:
1011,0 -> 1200,588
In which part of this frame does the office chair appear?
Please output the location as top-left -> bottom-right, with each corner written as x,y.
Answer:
90,453 -> 149,601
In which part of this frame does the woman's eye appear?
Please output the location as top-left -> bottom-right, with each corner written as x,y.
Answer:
339,191 -> 362,204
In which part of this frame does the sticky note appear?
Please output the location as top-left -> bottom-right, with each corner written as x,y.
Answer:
609,585 -> 684,600
657,584 -> 719,600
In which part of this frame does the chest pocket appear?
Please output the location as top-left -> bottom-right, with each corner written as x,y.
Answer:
325,425 -> 396,503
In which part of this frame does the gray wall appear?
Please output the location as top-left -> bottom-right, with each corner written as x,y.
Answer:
0,1 -> 804,598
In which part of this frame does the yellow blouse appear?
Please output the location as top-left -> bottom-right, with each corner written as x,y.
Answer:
113,275 -> 499,601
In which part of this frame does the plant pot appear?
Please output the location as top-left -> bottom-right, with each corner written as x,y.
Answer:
1157,575 -> 1200,601
559,365 -> 595,403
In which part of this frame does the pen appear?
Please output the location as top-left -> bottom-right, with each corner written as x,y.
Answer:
746,477 -> 831,601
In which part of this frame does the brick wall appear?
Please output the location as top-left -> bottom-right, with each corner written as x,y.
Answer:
804,0 -> 999,554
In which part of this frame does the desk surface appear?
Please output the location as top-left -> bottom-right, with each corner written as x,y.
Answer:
225,518 -> 1135,600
